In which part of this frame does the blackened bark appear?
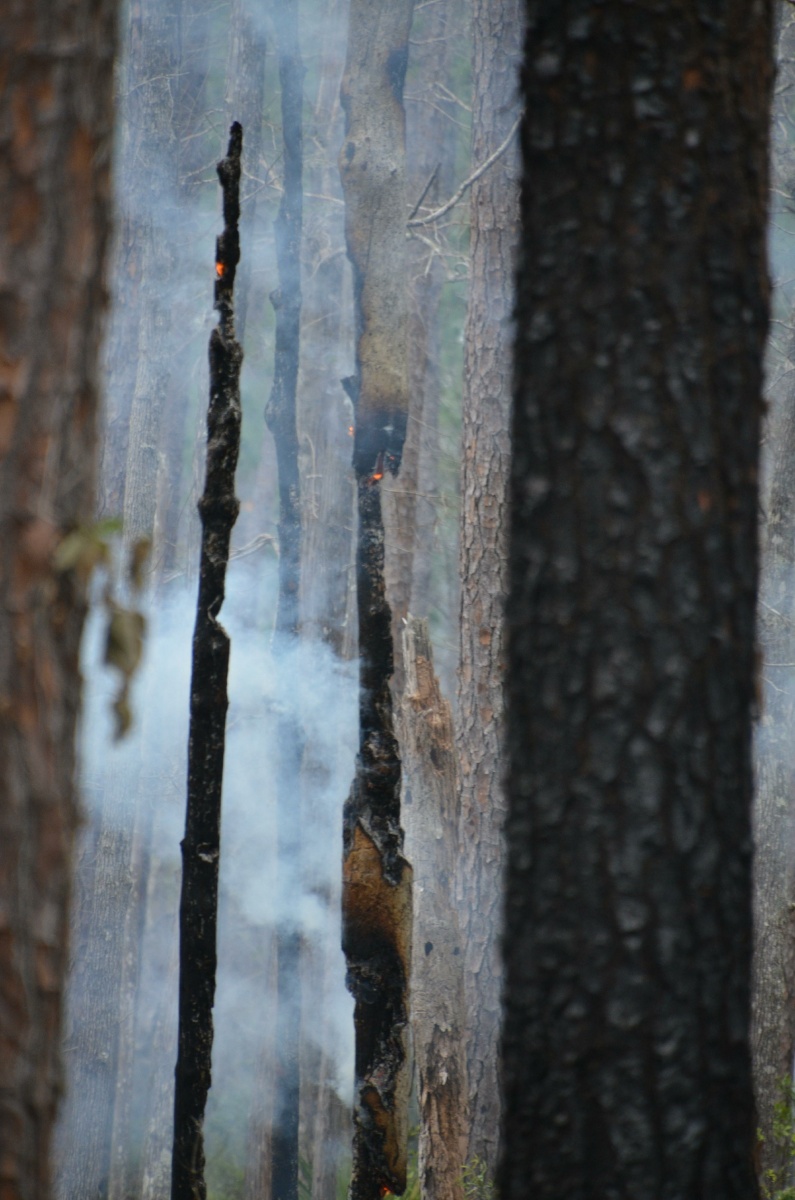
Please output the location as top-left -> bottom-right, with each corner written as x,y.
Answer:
502,5 -> 772,1199
343,482 -> 413,1200
0,6 -> 117,1197
171,122 -> 243,1200
264,7 -> 305,1199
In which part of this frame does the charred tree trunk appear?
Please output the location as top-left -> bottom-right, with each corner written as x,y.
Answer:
339,6 -> 415,1196
264,7 -> 305,1200
171,123 -> 243,1200
0,6 -> 117,1198
454,0 -> 522,1173
400,619 -> 466,1200
502,4 -> 772,1198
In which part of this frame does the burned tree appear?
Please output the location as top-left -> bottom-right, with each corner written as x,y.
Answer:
502,3 -> 772,1198
264,6 -> 305,1200
171,123 -> 243,1200
339,2 -> 415,1197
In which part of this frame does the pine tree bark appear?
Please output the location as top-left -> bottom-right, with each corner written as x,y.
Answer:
171,123 -> 243,1200
454,0 -> 522,1173
0,3 -> 117,1198
400,619 -> 466,1200
339,3 -> 415,1197
502,4 -> 773,1198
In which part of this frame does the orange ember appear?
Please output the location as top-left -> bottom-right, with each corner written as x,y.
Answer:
216,262 -> 225,278
371,471 -> 383,483
348,425 -> 355,437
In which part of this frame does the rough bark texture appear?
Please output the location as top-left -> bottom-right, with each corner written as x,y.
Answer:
382,0 -> 455,693
502,4 -> 772,1199
342,483 -> 413,1200
454,0 -> 521,1172
339,5 -> 415,1197
265,9 -> 305,1200
400,619 -> 466,1200
752,10 -> 795,1187
0,3 -> 117,1198
339,0 -> 415,479
171,123 -> 243,1200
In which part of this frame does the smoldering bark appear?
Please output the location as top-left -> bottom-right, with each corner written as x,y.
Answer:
343,483 -> 413,1200
752,12 -> 795,1185
454,0 -> 522,1173
339,0 -> 415,478
0,3 -> 117,1198
339,4 -> 415,1196
264,8 -> 305,1199
400,619 -> 466,1200
502,4 -> 772,1199
171,123 -> 243,1200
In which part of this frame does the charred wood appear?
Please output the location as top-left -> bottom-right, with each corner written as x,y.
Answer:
171,122 -> 243,1200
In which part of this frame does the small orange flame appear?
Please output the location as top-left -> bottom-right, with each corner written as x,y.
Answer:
216,262 -> 225,278
348,425 -> 355,437
371,471 -> 383,483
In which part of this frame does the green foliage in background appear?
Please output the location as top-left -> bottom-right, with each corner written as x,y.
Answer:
760,1078 -> 795,1200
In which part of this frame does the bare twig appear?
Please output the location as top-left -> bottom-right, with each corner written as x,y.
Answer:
407,112 -> 522,228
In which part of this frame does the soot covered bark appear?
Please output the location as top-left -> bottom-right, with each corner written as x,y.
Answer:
171,122 -> 243,1200
502,4 -> 773,1198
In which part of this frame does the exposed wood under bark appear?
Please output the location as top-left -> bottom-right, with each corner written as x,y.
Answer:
171,122 -> 243,1200
264,7 -> 305,1199
400,618 -> 466,1200
343,483 -> 413,1200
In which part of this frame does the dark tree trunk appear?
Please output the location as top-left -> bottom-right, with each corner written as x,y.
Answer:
501,5 -> 773,1198
171,123 -> 243,1200
338,3 -> 415,1197
264,7 -> 305,1200
0,3 -> 117,1198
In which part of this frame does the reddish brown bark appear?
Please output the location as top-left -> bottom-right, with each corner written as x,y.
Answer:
0,3 -> 117,1198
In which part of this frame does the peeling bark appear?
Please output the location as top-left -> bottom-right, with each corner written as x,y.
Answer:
171,123 -> 243,1200
400,618 -> 466,1200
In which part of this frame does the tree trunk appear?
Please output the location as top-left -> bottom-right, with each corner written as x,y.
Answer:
454,0 -> 522,1174
400,618 -> 466,1200
0,3 -> 117,1198
171,123 -> 243,1200
751,11 -> 795,1188
502,4 -> 773,1197
265,9 -> 305,1200
338,4 -> 415,1197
